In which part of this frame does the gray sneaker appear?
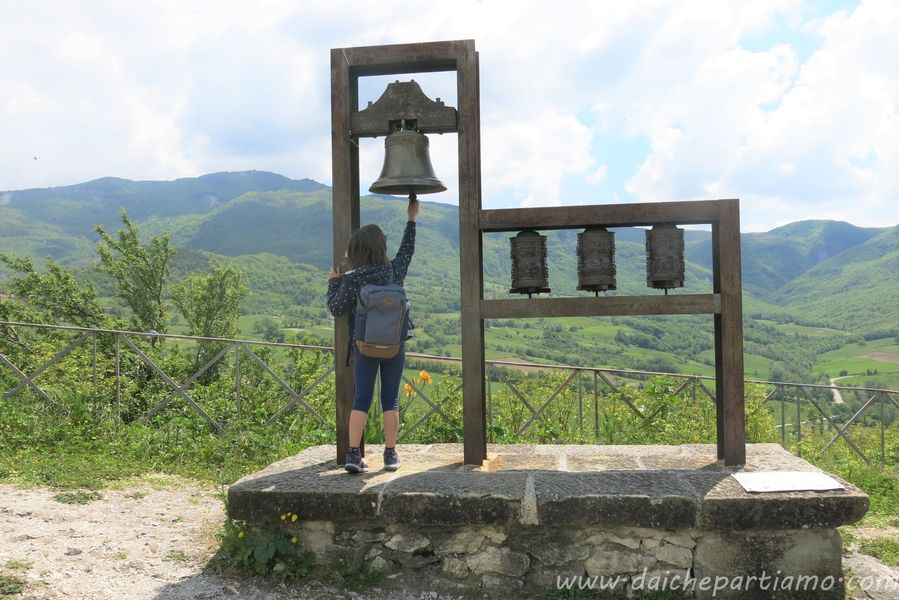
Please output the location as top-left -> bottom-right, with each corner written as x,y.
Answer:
344,448 -> 368,474
383,447 -> 400,472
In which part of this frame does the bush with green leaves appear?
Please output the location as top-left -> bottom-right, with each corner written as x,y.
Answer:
217,513 -> 313,578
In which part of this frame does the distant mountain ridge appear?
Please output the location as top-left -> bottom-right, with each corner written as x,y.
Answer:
2,171 -> 897,335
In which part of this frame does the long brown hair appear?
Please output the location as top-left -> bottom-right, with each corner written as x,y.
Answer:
347,224 -> 390,268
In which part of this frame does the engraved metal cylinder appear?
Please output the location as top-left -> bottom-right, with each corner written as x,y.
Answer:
645,224 -> 685,290
577,226 -> 616,293
509,230 -> 550,297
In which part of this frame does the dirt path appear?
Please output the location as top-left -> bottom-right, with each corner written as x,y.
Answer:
0,476 -> 247,600
0,478 -> 462,600
830,376 -> 848,404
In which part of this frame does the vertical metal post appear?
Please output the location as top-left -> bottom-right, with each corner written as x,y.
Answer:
711,199 -> 746,465
235,344 -> 242,418
331,47 -> 360,465
91,334 -> 97,392
880,391 -> 886,466
486,365 -> 492,442
780,387 -> 786,446
458,43 -> 486,465
577,369 -> 583,433
593,371 -> 599,440
795,390 -> 802,457
114,333 -> 121,419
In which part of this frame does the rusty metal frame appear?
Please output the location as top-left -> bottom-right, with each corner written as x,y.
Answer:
330,40 -> 481,464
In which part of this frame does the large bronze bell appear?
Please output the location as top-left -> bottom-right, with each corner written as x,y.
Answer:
577,226 -> 616,295
509,230 -> 550,297
645,224 -> 685,292
369,122 -> 446,197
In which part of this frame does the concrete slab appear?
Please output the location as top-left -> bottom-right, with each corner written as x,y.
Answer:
227,443 -> 869,530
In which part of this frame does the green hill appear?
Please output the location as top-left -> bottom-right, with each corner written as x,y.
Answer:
687,220 -> 886,292
778,226 -> 899,332
2,171 -> 897,383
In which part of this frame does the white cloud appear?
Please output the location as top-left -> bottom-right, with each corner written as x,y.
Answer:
588,165 -> 608,185
482,110 -> 595,208
618,0 -> 899,228
1,0 -> 896,231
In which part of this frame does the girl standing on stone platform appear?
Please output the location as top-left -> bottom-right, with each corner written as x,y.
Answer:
326,198 -> 418,473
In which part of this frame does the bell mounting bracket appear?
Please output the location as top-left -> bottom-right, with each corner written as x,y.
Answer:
350,80 -> 458,138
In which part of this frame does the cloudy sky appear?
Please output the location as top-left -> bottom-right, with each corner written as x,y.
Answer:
1,0 -> 896,231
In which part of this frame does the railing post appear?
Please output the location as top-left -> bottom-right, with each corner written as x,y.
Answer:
795,388 -> 802,457
114,333 -> 121,419
880,391 -> 886,466
91,333 -> 97,392
486,365 -> 492,441
593,371 -> 599,440
780,386 -> 786,446
577,369 -> 583,433
235,344 -> 242,418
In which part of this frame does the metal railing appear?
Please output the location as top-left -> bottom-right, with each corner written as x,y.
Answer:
0,320 -> 333,429
2,320 -> 896,464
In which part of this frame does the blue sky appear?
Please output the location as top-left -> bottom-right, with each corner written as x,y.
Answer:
1,0 -> 896,232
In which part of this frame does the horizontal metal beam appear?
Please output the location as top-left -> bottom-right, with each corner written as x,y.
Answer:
480,294 -> 721,319
479,199 -> 732,231
336,40 -> 474,77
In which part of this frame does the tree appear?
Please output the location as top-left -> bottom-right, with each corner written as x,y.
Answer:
95,209 -> 174,339
172,264 -> 248,374
0,254 -> 107,327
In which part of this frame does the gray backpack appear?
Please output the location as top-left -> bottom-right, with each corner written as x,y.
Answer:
354,281 -> 409,358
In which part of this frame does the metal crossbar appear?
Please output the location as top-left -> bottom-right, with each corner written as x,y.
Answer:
123,337 -> 224,432
400,380 -> 463,439
143,343 -> 233,421
515,370 -> 578,436
240,344 -> 327,426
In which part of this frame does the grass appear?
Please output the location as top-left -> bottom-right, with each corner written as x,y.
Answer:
0,574 -> 26,595
856,536 -> 899,567
2,560 -> 31,572
0,558 -> 31,595
163,549 -> 190,563
52,490 -> 102,504
814,338 -> 899,382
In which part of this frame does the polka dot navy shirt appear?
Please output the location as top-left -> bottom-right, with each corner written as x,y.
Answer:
327,221 -> 416,357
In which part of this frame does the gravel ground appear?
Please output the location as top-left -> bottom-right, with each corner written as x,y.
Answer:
1,477 -> 896,599
0,477 -> 467,600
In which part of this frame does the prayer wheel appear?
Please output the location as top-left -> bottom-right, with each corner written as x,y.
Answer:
509,230 -> 550,297
645,224 -> 685,291
577,226 -> 616,295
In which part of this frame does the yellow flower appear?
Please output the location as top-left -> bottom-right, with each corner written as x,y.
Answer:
291,536 -> 298,544
403,383 -> 416,397
418,370 -> 432,385
291,514 -> 298,522
238,531 -> 245,538
280,514 -> 287,520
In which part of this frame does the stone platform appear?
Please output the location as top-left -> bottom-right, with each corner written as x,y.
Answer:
228,444 -> 868,598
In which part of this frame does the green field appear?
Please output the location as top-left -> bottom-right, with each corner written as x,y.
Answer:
814,338 -> 899,385
755,320 -> 849,338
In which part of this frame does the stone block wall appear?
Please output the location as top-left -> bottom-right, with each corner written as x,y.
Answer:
287,520 -> 843,598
